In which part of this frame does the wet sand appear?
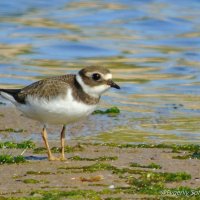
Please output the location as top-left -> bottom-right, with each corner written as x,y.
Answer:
0,106 -> 199,199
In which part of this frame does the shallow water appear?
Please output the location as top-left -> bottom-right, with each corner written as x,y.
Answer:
0,0 -> 200,143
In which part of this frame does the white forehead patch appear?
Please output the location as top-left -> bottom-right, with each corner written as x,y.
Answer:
103,73 -> 112,80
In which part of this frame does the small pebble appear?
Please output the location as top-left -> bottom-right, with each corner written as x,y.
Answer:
109,185 -> 115,189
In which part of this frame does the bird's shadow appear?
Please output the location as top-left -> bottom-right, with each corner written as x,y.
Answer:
25,156 -> 47,161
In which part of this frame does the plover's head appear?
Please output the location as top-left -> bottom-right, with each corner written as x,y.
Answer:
76,66 -> 120,98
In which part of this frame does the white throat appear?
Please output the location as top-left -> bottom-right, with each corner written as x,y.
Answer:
76,74 -> 110,98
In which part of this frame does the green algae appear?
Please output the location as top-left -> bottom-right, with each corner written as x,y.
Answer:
59,161 -> 191,197
23,179 -> 40,184
92,107 -> 120,115
172,155 -> 191,159
142,171 -> 191,182
90,142 -> 200,153
173,151 -> 200,160
0,140 -> 35,149
130,162 -> 162,169
1,187 -> 199,200
52,144 -> 84,153
0,141 -> 32,164
33,147 -> 46,154
59,162 -> 191,182
30,189 -> 103,200
0,128 -> 26,133
23,178 -> 49,184
87,128 -> 185,143
33,144 -> 84,154
118,172 -> 192,196
59,162 -> 118,173
0,164 -> 194,200
191,151 -> 200,159
0,155 -> 25,164
69,155 -> 118,161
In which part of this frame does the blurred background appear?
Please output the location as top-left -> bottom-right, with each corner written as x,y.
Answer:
0,0 -> 200,143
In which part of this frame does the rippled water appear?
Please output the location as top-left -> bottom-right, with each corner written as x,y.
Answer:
0,0 -> 200,143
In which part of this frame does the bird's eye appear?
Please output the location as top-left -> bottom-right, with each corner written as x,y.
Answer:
92,73 -> 101,81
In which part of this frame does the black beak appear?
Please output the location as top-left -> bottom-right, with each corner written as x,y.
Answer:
107,79 -> 120,89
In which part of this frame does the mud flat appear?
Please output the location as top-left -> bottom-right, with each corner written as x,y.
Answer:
0,106 -> 199,199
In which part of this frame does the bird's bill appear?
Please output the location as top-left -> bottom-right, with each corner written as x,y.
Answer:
107,79 -> 120,89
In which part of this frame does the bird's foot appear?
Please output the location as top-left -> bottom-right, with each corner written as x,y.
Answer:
48,155 -> 66,161
48,155 -> 60,161
59,155 -> 67,161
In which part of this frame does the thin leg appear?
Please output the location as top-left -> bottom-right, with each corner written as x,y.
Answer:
60,125 -> 66,160
41,125 -> 58,161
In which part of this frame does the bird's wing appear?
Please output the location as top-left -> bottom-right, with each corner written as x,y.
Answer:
0,75 -> 75,104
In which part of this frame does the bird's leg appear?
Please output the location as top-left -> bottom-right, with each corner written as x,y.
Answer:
60,125 -> 66,160
41,125 -> 58,161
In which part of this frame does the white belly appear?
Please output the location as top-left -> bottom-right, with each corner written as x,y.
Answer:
17,89 -> 97,124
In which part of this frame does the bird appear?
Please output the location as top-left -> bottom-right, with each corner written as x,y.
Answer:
0,66 -> 120,161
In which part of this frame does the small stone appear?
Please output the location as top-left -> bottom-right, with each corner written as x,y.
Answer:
109,184 -> 115,189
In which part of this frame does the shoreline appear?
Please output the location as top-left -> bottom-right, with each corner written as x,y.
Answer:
0,141 -> 199,199
0,105 -> 199,199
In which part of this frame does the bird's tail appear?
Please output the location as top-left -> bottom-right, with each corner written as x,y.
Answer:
0,89 -> 21,104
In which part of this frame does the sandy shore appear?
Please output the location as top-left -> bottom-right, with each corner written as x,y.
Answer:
0,106 -> 199,199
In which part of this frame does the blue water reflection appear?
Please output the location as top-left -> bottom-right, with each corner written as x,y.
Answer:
0,0 -> 200,143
